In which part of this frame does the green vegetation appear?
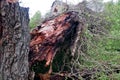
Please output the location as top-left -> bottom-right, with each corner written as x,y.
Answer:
80,1 -> 120,79
29,11 -> 42,29
104,1 -> 120,52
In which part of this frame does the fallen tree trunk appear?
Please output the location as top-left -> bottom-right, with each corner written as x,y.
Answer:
28,1 -> 91,80
29,11 -> 84,80
29,11 -> 82,66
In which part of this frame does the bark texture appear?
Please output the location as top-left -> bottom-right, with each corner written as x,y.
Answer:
0,1 -> 30,80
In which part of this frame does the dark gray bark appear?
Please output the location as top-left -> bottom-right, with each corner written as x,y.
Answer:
0,1 -> 30,80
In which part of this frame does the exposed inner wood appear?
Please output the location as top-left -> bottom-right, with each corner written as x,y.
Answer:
29,12 -> 80,68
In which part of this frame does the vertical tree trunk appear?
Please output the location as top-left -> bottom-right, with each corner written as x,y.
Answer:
0,1 -> 30,80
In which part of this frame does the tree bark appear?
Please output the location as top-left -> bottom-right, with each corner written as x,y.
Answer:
0,1 -> 30,80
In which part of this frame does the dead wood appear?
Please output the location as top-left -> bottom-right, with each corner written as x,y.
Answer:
29,11 -> 82,66
29,11 -> 86,80
29,1 -> 87,80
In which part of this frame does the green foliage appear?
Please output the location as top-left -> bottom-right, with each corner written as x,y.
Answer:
29,11 -> 41,29
77,1 -> 120,79
104,1 -> 120,52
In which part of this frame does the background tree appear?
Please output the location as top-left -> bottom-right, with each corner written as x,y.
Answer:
86,0 -> 104,12
29,11 -> 41,29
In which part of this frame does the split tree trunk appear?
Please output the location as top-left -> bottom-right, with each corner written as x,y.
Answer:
29,1 -> 86,80
0,1 -> 30,80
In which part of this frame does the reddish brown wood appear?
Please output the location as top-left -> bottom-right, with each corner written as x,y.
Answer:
29,12 -> 79,67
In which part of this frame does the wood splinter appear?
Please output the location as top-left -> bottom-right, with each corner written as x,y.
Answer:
6,0 -> 18,3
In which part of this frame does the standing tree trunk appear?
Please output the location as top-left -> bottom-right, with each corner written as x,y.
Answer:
0,0 -> 30,80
